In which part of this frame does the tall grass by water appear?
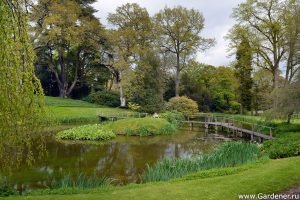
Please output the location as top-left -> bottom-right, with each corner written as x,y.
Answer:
50,174 -> 110,189
143,142 -> 260,182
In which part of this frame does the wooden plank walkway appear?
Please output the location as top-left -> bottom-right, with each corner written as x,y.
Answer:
181,121 -> 233,126
225,125 -> 272,140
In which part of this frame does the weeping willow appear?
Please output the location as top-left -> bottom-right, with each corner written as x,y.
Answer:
0,0 -> 46,172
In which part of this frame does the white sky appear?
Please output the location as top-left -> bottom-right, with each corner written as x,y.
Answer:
92,0 -> 244,66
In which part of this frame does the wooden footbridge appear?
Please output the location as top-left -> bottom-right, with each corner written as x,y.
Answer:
97,112 -> 274,141
181,114 -> 273,141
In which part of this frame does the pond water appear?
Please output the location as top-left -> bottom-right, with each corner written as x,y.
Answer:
6,125 -> 237,191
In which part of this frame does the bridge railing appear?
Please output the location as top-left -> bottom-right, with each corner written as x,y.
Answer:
210,115 -> 274,137
179,113 -> 274,138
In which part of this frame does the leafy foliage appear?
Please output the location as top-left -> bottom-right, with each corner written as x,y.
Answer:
31,0 -> 106,97
262,122 -> 300,159
262,138 -> 300,159
56,124 -> 116,141
165,96 -> 199,114
127,102 -> 141,111
0,178 -> 17,197
0,0 -> 46,171
160,111 -> 185,126
181,63 -> 240,113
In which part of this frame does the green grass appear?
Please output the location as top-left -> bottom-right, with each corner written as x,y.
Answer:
143,142 -> 260,182
45,96 -> 133,123
103,118 -> 176,136
45,96 -> 101,107
8,156 -> 300,200
56,124 -> 116,141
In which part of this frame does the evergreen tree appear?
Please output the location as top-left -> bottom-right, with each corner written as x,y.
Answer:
128,52 -> 165,113
235,37 -> 253,113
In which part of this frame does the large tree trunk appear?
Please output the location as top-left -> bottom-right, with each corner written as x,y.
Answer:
119,82 -> 126,107
115,70 -> 126,107
59,86 -> 67,98
272,67 -> 279,89
58,49 -> 67,98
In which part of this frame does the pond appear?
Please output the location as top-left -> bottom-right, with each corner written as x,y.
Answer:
6,125 -> 237,191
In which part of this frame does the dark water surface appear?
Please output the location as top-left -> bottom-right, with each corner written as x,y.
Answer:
7,125 -> 236,190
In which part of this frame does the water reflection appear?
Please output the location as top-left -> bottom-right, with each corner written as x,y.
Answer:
5,125 -> 235,189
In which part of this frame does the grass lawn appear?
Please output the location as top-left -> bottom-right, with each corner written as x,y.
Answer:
45,96 -> 133,123
9,156 -> 300,200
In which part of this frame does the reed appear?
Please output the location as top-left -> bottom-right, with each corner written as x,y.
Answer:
50,174 -> 110,189
143,142 -> 259,182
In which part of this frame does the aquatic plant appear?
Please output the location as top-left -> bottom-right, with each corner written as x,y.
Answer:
50,174 -> 110,189
143,142 -> 259,182
56,124 -> 116,141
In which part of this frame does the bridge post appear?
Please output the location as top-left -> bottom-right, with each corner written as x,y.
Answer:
269,128 -> 273,138
189,122 -> 193,130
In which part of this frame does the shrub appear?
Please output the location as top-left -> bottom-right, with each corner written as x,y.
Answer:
0,184 -> 16,197
56,124 -> 116,141
84,91 -> 120,107
127,102 -> 141,111
160,111 -> 184,126
262,138 -> 300,159
143,142 -> 259,182
165,96 -> 198,114
229,101 -> 241,114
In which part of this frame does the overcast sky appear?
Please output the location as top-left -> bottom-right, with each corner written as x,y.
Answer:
92,0 -> 244,66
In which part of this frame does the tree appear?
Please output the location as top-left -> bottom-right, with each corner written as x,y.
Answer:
0,0 -> 45,170
128,51 -> 165,113
283,0 -> 300,85
252,69 -> 274,114
231,0 -> 287,89
269,72 -> 300,123
107,3 -> 153,107
235,37 -> 253,113
31,0 -> 105,97
154,6 -> 214,96
181,62 -> 240,113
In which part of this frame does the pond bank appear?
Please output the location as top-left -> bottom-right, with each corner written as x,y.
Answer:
11,156 -> 300,200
